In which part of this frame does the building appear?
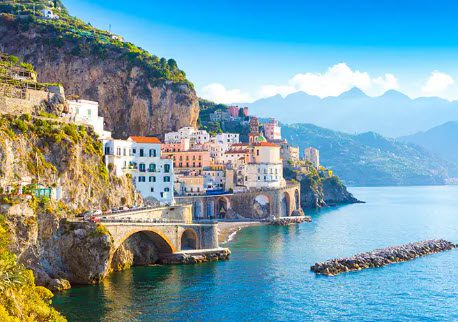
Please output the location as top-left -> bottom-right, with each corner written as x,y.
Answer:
103,136 -> 174,205
164,127 -> 210,145
68,99 -> 111,138
209,109 -> 230,122
263,118 -> 282,141
244,142 -> 285,189
174,172 -> 204,196
304,147 -> 320,168
161,149 -> 212,174
277,140 -> 300,164
40,8 -> 59,19
203,165 -> 226,191
227,106 -> 249,118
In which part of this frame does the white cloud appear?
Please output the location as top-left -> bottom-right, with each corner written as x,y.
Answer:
200,83 -> 252,104
260,63 -> 400,98
421,71 -> 454,96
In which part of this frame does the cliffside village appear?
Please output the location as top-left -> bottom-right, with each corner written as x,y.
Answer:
75,99 -> 322,206
0,53 -> 324,217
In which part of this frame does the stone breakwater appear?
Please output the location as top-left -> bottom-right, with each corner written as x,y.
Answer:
160,248 -> 231,265
311,239 -> 457,276
270,216 -> 312,226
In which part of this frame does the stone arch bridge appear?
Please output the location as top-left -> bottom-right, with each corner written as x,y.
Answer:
175,182 -> 301,220
95,204 -> 223,263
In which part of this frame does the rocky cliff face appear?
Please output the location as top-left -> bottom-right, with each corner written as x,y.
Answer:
300,176 -> 360,209
284,167 -> 360,209
0,14 -> 199,138
0,115 -> 140,289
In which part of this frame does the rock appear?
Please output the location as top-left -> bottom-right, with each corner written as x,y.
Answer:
311,239 -> 457,276
160,249 -> 231,265
48,278 -> 71,292
270,216 -> 312,226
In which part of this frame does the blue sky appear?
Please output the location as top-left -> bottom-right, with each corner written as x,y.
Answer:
65,0 -> 458,102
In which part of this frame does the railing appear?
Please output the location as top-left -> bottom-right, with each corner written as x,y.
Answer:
100,218 -> 185,224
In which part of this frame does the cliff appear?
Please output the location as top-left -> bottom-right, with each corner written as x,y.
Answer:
0,2 -> 199,138
0,216 -> 66,321
284,166 -> 360,209
0,114 -> 140,289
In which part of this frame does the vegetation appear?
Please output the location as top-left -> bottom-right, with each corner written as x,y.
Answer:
0,1 -> 191,88
0,215 -> 66,321
282,123 -> 450,186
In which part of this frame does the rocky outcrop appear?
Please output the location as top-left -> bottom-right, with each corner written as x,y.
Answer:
300,175 -> 361,209
311,239 -> 457,276
0,15 -> 199,138
269,216 -> 312,226
160,248 -> 231,265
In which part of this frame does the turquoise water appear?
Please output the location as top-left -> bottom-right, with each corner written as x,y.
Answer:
53,186 -> 458,321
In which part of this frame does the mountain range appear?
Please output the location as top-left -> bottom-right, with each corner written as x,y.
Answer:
399,121 -> 458,176
281,123 -> 451,186
244,89 -> 458,137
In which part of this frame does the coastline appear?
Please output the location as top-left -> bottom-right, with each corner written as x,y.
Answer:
218,221 -> 266,244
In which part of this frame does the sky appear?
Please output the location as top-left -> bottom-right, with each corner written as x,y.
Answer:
64,0 -> 458,103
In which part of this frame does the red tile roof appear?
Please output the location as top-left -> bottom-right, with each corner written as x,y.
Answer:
253,142 -> 279,147
129,136 -> 161,144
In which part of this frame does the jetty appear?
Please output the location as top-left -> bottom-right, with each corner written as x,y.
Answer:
311,239 -> 457,276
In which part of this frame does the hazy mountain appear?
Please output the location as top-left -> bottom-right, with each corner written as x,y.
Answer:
399,121 -> 458,166
245,89 -> 458,137
281,123 -> 451,186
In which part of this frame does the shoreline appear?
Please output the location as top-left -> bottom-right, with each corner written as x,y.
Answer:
217,221 -> 266,244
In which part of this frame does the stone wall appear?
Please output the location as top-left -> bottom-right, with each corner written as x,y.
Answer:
101,204 -> 193,224
176,182 -> 302,220
0,85 -> 66,115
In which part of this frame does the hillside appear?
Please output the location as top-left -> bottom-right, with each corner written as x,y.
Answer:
244,88 -> 458,137
399,121 -> 458,164
0,0 -> 199,138
282,123 -> 450,186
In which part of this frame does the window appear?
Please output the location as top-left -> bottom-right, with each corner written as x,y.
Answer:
104,146 -> 110,155
116,148 -> 121,156
151,187 -> 154,192
257,150 -> 260,156
138,176 -> 146,182
164,176 -> 171,182
160,192 -> 165,198
139,163 -> 146,172
164,188 -> 170,192
258,176 -> 260,181
139,149 -> 144,157
149,176 -> 156,182
123,148 -> 126,156
133,148 -> 136,154
149,163 -> 156,172
149,149 -> 157,157
164,164 -> 170,173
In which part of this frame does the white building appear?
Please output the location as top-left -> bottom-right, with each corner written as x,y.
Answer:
203,166 -> 226,191
68,99 -> 111,138
40,8 -> 59,19
263,118 -> 282,141
245,142 -> 285,189
164,127 -> 210,145
304,147 -> 320,168
103,136 -> 174,205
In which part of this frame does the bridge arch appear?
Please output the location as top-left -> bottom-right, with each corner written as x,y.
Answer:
181,228 -> 198,250
215,196 -> 230,219
253,194 -> 271,218
115,228 -> 176,253
280,191 -> 291,217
